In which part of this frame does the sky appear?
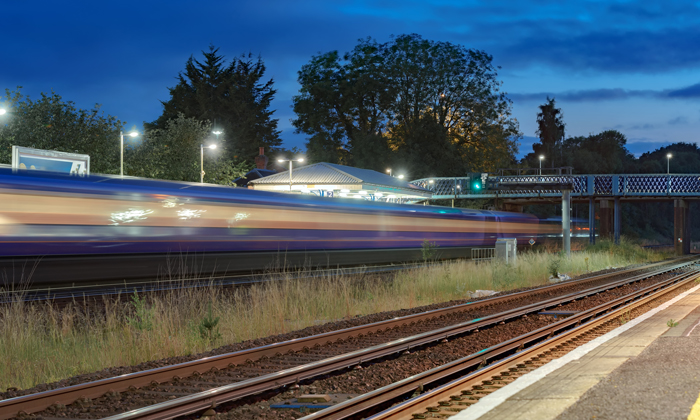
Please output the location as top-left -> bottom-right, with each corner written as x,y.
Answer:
2,0 -> 700,160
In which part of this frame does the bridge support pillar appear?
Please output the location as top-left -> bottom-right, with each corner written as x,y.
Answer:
562,189 -> 571,257
674,199 -> 690,255
588,197 -> 595,245
614,198 -> 621,245
600,200 -> 613,239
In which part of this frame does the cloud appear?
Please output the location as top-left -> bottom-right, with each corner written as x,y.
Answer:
668,116 -> 688,125
509,83 -> 700,103
630,123 -> 656,130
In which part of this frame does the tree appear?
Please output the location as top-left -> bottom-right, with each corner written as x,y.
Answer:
293,34 -> 520,176
0,88 -> 123,173
150,46 -> 282,161
535,97 -> 565,167
128,114 -> 251,184
562,130 -> 635,174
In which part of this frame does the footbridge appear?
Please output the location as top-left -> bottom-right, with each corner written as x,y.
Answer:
410,168 -> 699,255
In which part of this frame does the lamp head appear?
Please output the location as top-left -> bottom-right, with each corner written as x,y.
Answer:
398,174 -> 405,179
212,130 -> 222,135
208,144 -> 217,150
297,158 -> 304,162
278,159 -> 285,163
539,155 -> 544,160
0,108 -> 6,116
667,153 -> 672,158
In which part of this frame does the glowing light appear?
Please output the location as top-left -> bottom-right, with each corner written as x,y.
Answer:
398,175 -> 405,179
161,198 -> 184,208
177,209 -> 206,220
0,109 -> 6,115
228,212 -> 250,226
110,209 -> 153,225
128,131 -> 138,137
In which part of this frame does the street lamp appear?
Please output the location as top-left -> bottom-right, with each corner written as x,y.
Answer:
120,130 -> 139,178
212,130 -> 222,140
200,144 -> 217,183
539,155 -> 545,175
386,168 -> 392,177
398,174 -> 405,179
278,157 -> 305,192
667,153 -> 672,174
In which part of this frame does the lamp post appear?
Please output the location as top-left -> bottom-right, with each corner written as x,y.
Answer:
667,153 -> 672,174
539,155 -> 545,175
200,144 -> 217,183
120,130 -> 139,178
278,158 -> 305,192
386,168 -> 392,177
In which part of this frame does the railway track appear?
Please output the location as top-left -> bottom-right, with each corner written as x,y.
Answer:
304,267 -> 700,419
0,261 -> 427,305
1,257 -> 697,419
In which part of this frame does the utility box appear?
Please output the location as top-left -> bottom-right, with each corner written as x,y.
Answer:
495,238 -> 517,264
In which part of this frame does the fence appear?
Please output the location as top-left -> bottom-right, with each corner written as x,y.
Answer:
471,247 -> 495,262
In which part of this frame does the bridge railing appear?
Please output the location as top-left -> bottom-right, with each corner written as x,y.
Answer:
411,174 -> 700,199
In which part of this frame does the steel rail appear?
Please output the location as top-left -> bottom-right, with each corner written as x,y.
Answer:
5,255 -> 697,305
327,271 -> 700,420
1,261 -> 430,304
94,265 -> 696,419
0,258 -> 695,419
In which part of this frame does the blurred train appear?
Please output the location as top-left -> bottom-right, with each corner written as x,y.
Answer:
0,169 -> 562,286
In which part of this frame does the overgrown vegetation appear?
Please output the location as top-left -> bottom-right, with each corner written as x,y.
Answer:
0,244 -> 668,391
421,240 -> 439,262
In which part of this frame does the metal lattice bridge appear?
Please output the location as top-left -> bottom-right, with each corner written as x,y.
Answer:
410,168 -> 697,256
410,173 -> 700,200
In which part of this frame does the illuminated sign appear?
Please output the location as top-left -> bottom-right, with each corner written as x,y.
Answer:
12,146 -> 90,175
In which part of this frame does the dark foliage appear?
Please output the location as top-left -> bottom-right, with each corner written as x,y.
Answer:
150,45 -> 282,161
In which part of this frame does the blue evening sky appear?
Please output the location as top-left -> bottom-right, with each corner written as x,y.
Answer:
2,0 -> 699,159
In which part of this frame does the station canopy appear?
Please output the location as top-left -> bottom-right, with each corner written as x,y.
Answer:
247,162 -> 432,203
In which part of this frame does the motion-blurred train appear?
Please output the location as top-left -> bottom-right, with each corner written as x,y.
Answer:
0,168 -> 562,286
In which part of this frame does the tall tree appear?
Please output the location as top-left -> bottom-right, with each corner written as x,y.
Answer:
0,88 -> 123,174
150,46 -> 282,161
293,34 -> 520,177
535,97 -> 565,167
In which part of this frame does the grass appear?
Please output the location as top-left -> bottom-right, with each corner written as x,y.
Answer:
0,239 -> 669,391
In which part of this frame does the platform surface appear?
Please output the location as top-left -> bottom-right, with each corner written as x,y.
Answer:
453,284 -> 700,420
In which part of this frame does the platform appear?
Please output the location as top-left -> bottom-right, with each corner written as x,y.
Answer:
453,284 -> 700,420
